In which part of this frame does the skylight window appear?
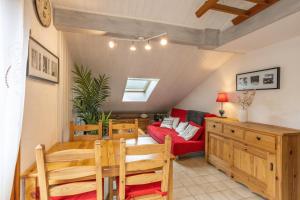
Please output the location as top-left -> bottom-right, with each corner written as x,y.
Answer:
123,78 -> 159,102
125,79 -> 150,92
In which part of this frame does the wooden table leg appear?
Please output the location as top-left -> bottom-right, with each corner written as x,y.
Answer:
168,160 -> 173,200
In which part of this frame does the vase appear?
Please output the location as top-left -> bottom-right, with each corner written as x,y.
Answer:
238,109 -> 248,122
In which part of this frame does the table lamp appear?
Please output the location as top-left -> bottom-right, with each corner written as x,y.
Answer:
216,92 -> 228,118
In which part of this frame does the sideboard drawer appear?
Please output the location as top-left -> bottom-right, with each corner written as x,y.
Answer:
207,121 -> 223,133
224,125 -> 244,140
245,131 -> 276,151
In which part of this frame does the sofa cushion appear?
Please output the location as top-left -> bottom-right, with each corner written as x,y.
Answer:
170,117 -> 180,129
187,110 -> 207,125
147,125 -> 205,156
179,124 -> 199,141
170,108 -> 187,122
189,121 -> 204,141
160,118 -> 174,129
175,122 -> 188,134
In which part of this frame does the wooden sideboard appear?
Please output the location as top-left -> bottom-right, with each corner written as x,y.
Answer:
205,117 -> 300,200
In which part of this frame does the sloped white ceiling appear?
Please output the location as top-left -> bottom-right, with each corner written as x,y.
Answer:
53,0 -> 254,31
65,32 -> 233,112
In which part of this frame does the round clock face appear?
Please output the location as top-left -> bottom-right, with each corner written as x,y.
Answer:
35,0 -> 52,27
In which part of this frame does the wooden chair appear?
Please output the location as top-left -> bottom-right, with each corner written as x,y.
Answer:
69,121 -> 102,141
118,135 -> 172,200
108,119 -> 138,140
35,141 -> 103,200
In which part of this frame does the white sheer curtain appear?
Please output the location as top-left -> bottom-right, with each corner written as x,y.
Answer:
0,0 -> 28,199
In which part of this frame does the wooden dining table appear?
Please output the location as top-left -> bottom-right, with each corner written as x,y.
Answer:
21,136 -> 175,200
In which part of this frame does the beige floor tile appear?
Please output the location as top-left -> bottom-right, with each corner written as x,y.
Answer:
233,186 -> 256,198
194,193 -> 213,200
221,189 -> 243,200
210,181 -> 228,191
202,175 -> 219,183
186,185 -> 206,196
192,175 -> 209,184
173,188 -> 192,200
197,183 -> 219,193
208,191 -> 230,200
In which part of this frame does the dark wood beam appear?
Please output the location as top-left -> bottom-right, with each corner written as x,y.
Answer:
212,3 -> 249,17
195,0 -> 218,17
232,0 -> 279,25
245,0 -> 268,5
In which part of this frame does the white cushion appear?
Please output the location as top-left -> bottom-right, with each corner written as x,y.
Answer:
160,117 -> 174,129
171,117 -> 180,129
175,122 -> 188,134
179,124 -> 199,141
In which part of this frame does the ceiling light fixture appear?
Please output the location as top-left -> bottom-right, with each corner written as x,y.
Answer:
144,41 -> 152,51
160,38 -> 168,46
130,42 -> 137,51
108,40 -> 116,48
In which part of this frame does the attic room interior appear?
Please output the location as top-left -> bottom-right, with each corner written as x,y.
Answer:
2,0 -> 300,200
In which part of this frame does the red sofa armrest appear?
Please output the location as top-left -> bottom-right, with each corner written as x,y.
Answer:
151,121 -> 162,127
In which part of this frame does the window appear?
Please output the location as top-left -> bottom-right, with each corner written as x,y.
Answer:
125,78 -> 150,92
123,78 -> 159,102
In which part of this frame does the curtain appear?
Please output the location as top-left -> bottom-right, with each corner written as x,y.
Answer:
0,0 -> 28,199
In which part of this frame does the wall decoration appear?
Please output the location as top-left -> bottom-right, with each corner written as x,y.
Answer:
27,37 -> 59,83
236,67 -> 280,91
34,0 -> 52,27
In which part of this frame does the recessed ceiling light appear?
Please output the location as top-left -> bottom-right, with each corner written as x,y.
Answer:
108,40 -> 116,48
160,38 -> 168,46
145,41 -> 152,51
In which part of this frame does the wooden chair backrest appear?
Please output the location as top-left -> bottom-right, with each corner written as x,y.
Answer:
119,136 -> 171,200
108,119 -> 138,140
35,141 -> 103,200
69,121 -> 102,141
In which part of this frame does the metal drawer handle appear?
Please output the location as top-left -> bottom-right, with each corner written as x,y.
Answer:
231,130 -> 235,133
256,136 -> 261,141
213,125 -> 216,128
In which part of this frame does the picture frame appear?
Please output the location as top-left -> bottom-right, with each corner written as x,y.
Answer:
236,67 -> 280,91
27,37 -> 59,83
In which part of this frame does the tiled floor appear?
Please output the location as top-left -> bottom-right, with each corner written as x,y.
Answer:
173,156 -> 266,200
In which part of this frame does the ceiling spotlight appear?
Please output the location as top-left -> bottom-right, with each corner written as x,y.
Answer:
145,41 -> 152,51
130,43 -> 137,51
160,38 -> 168,46
108,40 -> 116,48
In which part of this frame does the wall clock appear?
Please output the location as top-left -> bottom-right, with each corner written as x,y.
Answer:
35,0 -> 52,27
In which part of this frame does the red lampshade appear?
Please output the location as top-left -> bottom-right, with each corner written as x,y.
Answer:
216,92 -> 229,102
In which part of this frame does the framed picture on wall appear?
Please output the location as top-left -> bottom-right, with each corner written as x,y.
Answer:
27,37 -> 59,83
236,67 -> 280,91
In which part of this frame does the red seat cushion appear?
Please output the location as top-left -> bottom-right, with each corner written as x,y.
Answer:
116,177 -> 166,199
51,190 -> 97,200
170,108 -> 187,122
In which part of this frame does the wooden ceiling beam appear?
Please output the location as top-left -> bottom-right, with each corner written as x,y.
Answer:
211,3 -> 249,17
195,0 -> 218,17
232,0 -> 279,25
245,0 -> 268,5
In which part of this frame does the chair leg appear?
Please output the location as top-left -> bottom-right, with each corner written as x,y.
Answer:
109,177 -> 114,200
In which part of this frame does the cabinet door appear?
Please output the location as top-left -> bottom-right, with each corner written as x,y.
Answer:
232,142 -> 276,198
208,133 -> 232,165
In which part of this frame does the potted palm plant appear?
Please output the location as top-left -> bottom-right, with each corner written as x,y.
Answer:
72,64 -> 111,134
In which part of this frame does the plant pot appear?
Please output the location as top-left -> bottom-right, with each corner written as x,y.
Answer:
238,109 -> 248,122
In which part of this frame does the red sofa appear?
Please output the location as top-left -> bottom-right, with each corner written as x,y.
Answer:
147,108 -> 216,156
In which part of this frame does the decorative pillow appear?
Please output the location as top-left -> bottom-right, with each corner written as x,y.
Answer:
160,117 -> 174,129
189,121 -> 204,141
179,124 -> 199,141
175,122 -> 188,134
171,117 -> 180,129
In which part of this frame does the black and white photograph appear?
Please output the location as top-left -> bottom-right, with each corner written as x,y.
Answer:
27,37 -> 59,83
236,67 -> 280,91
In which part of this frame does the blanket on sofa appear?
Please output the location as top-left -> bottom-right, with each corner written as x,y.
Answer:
187,110 -> 207,125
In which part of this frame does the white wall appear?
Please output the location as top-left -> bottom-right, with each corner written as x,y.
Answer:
21,0 -> 72,172
177,36 -> 300,129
